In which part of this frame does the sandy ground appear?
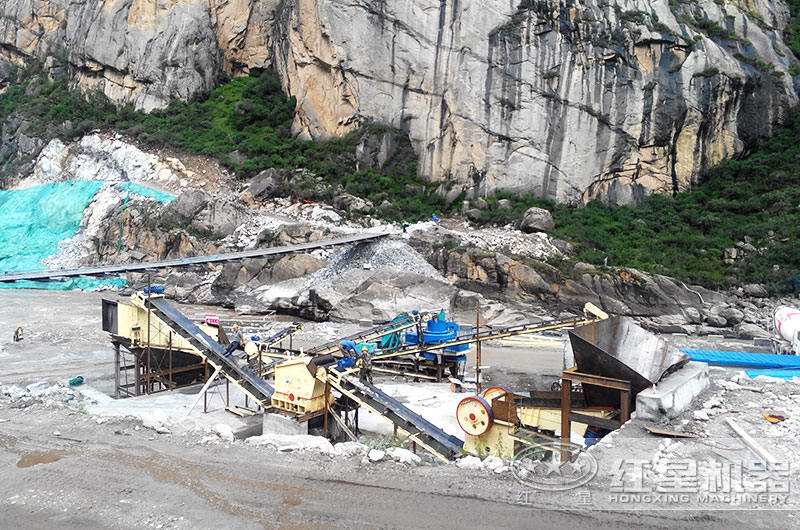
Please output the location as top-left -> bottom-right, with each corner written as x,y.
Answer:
1,290 -> 798,528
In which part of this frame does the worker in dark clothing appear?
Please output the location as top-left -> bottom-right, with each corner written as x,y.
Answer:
357,345 -> 373,385
224,323 -> 244,357
13,326 -> 23,342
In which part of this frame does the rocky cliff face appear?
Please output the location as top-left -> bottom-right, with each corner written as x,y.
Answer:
0,0 -> 221,111
273,0 -> 799,205
0,0 -> 797,205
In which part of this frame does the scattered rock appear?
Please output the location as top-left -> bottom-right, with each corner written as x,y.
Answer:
482,455 -> 505,472
368,449 -> 386,462
456,455 -> 484,470
386,447 -> 422,465
333,441 -> 368,457
246,433 -> 334,454
211,424 -> 235,443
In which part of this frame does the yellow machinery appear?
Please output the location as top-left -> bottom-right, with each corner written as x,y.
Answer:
103,292 -> 226,395
109,293 -> 222,352
457,387 -> 612,458
271,357 -> 334,414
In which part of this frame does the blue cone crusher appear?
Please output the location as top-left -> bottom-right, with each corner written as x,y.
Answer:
404,310 -> 470,362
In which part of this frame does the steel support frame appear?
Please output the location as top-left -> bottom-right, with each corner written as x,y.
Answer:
560,366 -> 631,462
113,342 -> 204,398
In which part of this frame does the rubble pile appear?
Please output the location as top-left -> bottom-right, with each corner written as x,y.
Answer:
0,381 -> 83,407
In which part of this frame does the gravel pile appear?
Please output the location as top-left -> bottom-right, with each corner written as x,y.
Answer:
302,238 -> 447,293
409,220 -> 560,259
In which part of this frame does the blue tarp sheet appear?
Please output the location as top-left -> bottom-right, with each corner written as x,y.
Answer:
120,182 -> 174,204
682,349 -> 800,368
0,180 -> 173,290
745,369 -> 800,380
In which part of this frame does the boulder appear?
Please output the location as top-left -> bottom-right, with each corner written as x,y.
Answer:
644,314 -> 694,334
736,323 -> 770,339
329,270 -> 458,322
495,255 -> 553,295
466,208 -> 482,222
705,314 -> 728,327
475,197 -> 488,209
248,168 -> 286,198
190,200 -> 245,237
160,189 -> 209,227
271,254 -> 325,282
719,307 -> 745,326
519,207 -> 554,233
551,239 -> 574,255
497,198 -> 512,210
333,193 -> 372,213
444,186 -> 463,207
743,284 -> 768,298
573,262 -> 596,275
695,325 -> 729,337
683,307 -> 702,324
275,224 -> 318,245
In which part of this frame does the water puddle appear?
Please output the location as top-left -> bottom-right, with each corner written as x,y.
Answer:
16,450 -> 68,468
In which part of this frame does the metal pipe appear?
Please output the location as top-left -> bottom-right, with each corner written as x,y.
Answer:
180,365 -> 222,421
114,342 -> 120,398
475,300 -> 482,395
168,332 -> 173,390
146,275 -> 151,395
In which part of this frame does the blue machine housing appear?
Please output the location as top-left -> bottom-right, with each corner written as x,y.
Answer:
404,312 -> 469,362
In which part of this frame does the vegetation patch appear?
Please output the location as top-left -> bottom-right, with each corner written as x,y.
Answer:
0,64 -> 443,221
3,25 -> 800,294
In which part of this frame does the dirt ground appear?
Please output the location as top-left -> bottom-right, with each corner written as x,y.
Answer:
0,290 -> 798,529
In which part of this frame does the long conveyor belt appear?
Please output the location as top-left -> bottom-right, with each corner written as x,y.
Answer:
144,295 -> 274,407
321,370 -> 463,461
247,324 -> 303,360
0,232 -> 389,283
372,309 -> 607,362
305,312 -> 429,356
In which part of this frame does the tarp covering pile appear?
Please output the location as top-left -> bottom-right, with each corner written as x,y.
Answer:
0,180 -> 173,290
